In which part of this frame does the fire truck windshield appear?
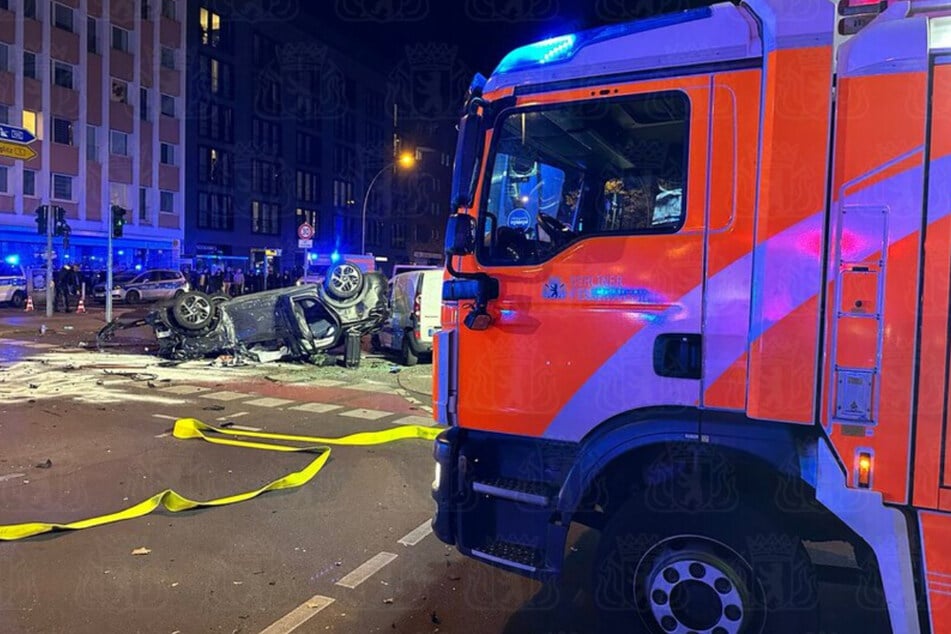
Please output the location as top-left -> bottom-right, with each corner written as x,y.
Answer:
478,91 -> 689,265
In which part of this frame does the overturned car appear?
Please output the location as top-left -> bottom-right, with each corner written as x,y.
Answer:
98,263 -> 389,363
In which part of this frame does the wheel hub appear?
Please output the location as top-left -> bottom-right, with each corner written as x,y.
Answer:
639,542 -> 750,634
331,265 -> 360,293
181,297 -> 211,323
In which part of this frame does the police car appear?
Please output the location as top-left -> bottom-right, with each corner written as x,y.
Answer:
93,269 -> 188,304
0,262 -> 28,309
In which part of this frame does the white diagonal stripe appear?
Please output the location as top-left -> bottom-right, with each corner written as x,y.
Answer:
335,552 -> 398,589
257,595 -> 335,634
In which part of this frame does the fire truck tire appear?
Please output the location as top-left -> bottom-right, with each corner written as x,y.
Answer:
593,499 -> 818,634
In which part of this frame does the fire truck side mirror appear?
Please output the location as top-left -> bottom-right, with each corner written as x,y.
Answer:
445,213 -> 477,256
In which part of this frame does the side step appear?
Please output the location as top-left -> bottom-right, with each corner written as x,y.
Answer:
471,478 -> 553,507
471,539 -> 547,574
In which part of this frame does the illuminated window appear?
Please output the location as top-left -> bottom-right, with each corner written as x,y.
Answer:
199,7 -> 221,46
22,110 -> 38,138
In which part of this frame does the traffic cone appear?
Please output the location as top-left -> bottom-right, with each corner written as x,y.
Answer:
75,295 -> 86,314
24,295 -> 34,312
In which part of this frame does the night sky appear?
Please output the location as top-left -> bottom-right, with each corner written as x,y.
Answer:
301,0 -> 712,79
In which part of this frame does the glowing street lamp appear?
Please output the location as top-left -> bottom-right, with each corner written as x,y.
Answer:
362,152 -> 415,255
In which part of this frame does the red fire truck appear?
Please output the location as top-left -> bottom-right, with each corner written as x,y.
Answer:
432,1 -> 951,631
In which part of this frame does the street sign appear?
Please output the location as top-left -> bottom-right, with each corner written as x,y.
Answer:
0,123 -> 36,145
0,141 -> 37,161
297,223 -> 314,240
265,249 -> 282,257
298,239 -> 313,249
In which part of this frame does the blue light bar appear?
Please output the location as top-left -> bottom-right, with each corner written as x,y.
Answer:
330,250 -> 341,263
495,34 -> 577,74
492,8 -> 712,76
4,254 -> 19,265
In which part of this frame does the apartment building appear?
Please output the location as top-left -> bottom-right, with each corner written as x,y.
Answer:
184,1 -> 395,275
0,0 -> 185,270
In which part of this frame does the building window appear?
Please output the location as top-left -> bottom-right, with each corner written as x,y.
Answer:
199,146 -> 232,185
0,104 -> 7,124
23,51 -> 37,79
295,207 -> 317,229
52,61 -> 74,89
112,26 -> 130,52
199,7 -> 221,46
251,160 -> 281,195
139,187 -> 148,222
296,171 -> 319,203
87,17 -> 98,54
52,2 -> 73,32
22,110 -> 38,138
140,0 -> 150,20
111,78 -> 129,104
0,43 -> 7,72
51,174 -> 73,201
251,201 -> 279,235
160,190 -> 174,214
0,0 -> 7,9
201,56 -> 232,97
110,130 -> 129,156
160,143 -> 175,165
296,134 -> 320,167
86,125 -> 98,161
0,166 -> 7,193
197,192 -> 234,230
160,47 -> 175,70
333,179 -> 353,208
23,0 -> 36,20
161,0 -> 176,20
23,169 -> 35,196
391,224 -> 406,248
139,87 -> 149,121
160,94 -> 175,117
52,118 -> 73,145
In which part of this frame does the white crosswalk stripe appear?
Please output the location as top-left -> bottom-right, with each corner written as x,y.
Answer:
289,402 -> 343,414
159,385 -> 213,395
243,397 -> 295,408
340,408 -> 392,421
200,391 -> 253,401
390,415 -> 435,427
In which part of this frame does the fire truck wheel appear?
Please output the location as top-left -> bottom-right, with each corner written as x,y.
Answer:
594,499 -> 818,634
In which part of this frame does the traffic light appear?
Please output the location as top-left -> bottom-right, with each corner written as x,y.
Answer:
34,205 -> 47,235
53,206 -> 70,237
111,205 -> 127,238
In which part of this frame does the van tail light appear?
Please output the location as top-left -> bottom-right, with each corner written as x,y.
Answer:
856,451 -> 873,489
414,294 -> 422,337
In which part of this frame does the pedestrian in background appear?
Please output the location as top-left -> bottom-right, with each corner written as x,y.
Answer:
232,269 -> 245,296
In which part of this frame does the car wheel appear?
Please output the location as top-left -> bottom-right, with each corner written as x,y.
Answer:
402,335 -> 418,366
324,263 -> 364,301
171,291 -> 217,331
173,289 -> 185,299
209,292 -> 231,305
125,290 -> 141,305
10,292 -> 25,309
594,497 -> 818,634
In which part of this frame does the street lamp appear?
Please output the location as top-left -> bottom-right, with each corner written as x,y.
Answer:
361,152 -> 415,255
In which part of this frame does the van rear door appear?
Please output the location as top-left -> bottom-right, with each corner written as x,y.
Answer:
417,270 -> 444,344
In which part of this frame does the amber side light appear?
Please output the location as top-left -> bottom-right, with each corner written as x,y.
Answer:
857,452 -> 872,489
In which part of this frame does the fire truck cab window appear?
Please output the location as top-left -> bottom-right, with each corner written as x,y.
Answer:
479,91 -> 689,265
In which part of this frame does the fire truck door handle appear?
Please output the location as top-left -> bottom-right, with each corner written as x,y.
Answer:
653,334 -> 702,379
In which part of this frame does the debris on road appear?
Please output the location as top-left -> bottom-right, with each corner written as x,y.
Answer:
34,459 -> 52,469
383,597 -> 394,604
131,547 -> 152,556
431,611 -> 441,625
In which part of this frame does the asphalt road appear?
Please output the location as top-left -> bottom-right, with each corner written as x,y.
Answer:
0,306 -> 891,634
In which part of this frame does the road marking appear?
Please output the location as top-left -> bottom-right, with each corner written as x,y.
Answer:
257,594 -> 335,634
346,382 -> 393,393
244,397 -> 295,409
154,433 -> 171,439
340,408 -> 391,421
216,411 -> 249,421
289,402 -> 342,414
159,385 -> 212,395
152,414 -> 179,421
0,473 -> 26,483
335,552 -> 398,589
310,379 -> 346,387
398,520 -> 433,547
391,415 -> 434,427
200,391 -> 252,401
228,425 -> 263,432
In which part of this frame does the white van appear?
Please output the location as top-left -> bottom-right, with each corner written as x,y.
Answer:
378,268 -> 443,365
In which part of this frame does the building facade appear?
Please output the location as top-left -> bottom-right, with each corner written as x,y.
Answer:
0,0 -> 186,271
184,0 -> 396,276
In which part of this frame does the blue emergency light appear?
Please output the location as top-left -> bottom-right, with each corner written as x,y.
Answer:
495,34 -> 577,74
330,250 -> 341,264
4,254 -> 19,265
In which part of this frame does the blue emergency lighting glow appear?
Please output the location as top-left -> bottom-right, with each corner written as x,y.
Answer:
4,254 -> 19,265
495,34 -> 577,74
64,254 -> 70,259
330,250 -> 341,264
309,252 -> 319,262
135,264 -> 142,271
118,250 -> 125,256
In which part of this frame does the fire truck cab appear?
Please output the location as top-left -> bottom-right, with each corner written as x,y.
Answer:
432,1 -> 951,631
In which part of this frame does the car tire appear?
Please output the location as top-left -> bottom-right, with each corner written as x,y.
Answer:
173,289 -> 185,299
324,263 -> 364,301
171,291 -> 217,331
209,292 -> 231,305
10,291 -> 25,309
126,290 -> 140,305
401,335 -> 419,367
